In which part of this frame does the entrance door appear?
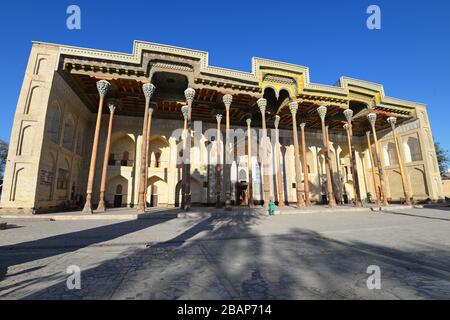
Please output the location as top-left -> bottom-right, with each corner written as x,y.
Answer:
114,195 -> 123,208
114,184 -> 123,208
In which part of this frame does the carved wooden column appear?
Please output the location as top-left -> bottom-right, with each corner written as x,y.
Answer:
257,98 -> 271,207
246,117 -> 254,207
367,113 -> 389,206
317,106 -> 337,208
289,102 -> 306,208
223,94 -> 233,210
215,114 -> 223,208
96,99 -> 118,212
181,105 -> 189,209
136,83 -> 156,212
82,80 -> 110,214
274,115 -> 284,206
343,109 -> 363,207
366,131 -> 381,205
387,117 -> 412,205
184,88 -> 195,211
144,104 -> 155,208
300,122 -> 311,206
325,125 -> 338,201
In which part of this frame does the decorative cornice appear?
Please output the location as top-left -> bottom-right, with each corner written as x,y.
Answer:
31,40 -> 423,112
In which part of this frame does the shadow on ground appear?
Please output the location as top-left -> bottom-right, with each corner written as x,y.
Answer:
1,208 -> 450,299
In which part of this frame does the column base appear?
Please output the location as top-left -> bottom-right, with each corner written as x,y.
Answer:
96,200 -> 106,213
82,200 -> 94,214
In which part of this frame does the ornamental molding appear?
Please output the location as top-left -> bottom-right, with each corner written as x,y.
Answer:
151,61 -> 194,72
263,74 -> 296,85
31,40 -> 421,111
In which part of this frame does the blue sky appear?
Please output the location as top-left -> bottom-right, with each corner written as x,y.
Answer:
1,0 -> 449,151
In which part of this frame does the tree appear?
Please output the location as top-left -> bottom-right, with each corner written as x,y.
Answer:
0,139 -> 8,179
435,141 -> 450,177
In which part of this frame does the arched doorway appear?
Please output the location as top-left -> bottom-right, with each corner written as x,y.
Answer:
114,184 -> 123,208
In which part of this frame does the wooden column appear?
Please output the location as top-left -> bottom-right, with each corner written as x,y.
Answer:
343,109 -> 363,207
144,105 -> 154,207
300,122 -> 311,206
325,125 -> 338,202
136,83 -> 156,212
317,106 -> 337,208
223,94 -> 233,210
215,114 -> 223,208
96,99 -> 118,212
289,102 -> 306,208
367,113 -> 389,206
366,131 -> 381,205
181,105 -> 189,209
274,115 -> 284,206
246,117 -> 254,207
257,98 -> 271,208
184,88 -> 195,211
387,117 -> 412,205
82,80 -> 110,214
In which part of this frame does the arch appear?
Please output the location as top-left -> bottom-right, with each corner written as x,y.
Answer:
147,175 -> 169,207
18,124 -> 34,156
149,136 -> 170,168
47,101 -> 63,143
11,167 -> 26,201
410,168 -> 428,197
62,113 -> 76,151
107,175 -> 129,207
387,170 -> 403,199
383,142 -> 398,166
35,57 -> 48,76
25,85 -> 43,114
39,152 -> 56,201
110,133 -> 135,166
404,136 -> 422,163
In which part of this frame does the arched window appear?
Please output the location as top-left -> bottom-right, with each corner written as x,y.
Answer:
116,184 -> 123,195
384,142 -> 398,166
405,137 -> 422,162
155,152 -> 161,168
62,114 -> 76,150
122,151 -> 130,166
47,103 -> 62,143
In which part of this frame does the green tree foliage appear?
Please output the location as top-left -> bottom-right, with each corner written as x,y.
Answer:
435,141 -> 450,176
0,139 -> 8,179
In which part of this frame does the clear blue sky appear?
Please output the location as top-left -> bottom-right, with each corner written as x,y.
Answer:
1,0 -> 449,151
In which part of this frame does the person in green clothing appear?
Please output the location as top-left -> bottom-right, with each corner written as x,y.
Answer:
268,201 -> 276,216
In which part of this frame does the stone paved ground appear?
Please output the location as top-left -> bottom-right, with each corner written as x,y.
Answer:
1,206 -> 450,299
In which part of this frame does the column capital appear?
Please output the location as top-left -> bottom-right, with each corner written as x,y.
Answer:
257,98 -> 267,114
107,98 -> 119,113
143,83 -> 156,103
184,88 -> 196,105
223,94 -> 233,111
387,116 -> 397,130
274,115 -> 281,129
246,118 -> 251,127
97,80 -> 111,98
317,106 -> 327,122
367,113 -> 377,126
366,131 -> 371,138
181,105 -> 190,120
216,114 -> 222,124
300,122 -> 306,130
343,109 -> 354,123
288,101 -> 298,115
